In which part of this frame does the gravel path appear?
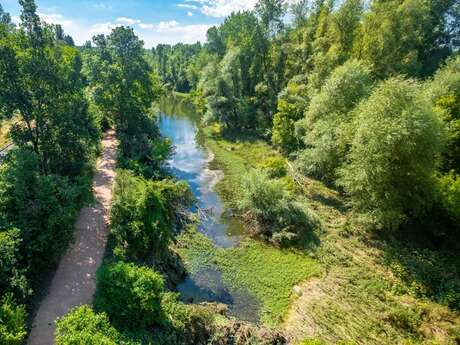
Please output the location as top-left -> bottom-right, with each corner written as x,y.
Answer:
27,131 -> 118,345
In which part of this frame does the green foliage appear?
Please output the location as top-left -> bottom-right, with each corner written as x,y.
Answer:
177,229 -> 322,326
85,27 -> 166,178
258,156 -> 287,178
436,172 -> 460,230
296,60 -> 373,183
0,294 -> 26,345
0,229 -> 28,299
428,55 -> 460,172
385,244 -> 460,310
0,10 -> 99,178
95,262 -> 165,330
272,75 -> 309,154
150,42 -> 203,92
55,306 -> 129,345
110,170 -> 193,262
0,149 -> 89,280
238,170 -> 318,244
339,77 -> 444,230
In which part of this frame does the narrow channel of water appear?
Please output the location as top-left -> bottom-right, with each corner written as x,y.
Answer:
157,96 -> 260,323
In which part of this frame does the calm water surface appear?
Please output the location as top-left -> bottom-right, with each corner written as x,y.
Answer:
158,97 -> 260,323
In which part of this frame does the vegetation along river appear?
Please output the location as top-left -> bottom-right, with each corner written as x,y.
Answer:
158,96 -> 261,323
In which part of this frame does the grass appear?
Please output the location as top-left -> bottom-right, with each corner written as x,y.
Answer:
198,124 -> 283,205
176,229 -> 322,327
193,123 -> 460,344
0,119 -> 12,147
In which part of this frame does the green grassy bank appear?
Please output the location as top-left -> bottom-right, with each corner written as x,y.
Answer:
178,122 -> 460,344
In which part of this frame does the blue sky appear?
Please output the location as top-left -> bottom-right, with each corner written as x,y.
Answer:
1,0 -> 259,47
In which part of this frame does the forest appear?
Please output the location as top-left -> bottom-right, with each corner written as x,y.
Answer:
0,0 -> 459,344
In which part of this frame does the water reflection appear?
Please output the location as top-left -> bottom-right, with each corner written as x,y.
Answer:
158,96 -> 260,323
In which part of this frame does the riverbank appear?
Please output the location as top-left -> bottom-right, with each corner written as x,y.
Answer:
191,122 -> 460,344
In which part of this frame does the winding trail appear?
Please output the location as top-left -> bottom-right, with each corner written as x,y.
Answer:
27,131 -> 118,345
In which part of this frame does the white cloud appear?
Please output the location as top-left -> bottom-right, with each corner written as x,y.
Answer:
181,0 -> 258,17
177,4 -> 199,10
157,20 -> 180,31
116,17 -> 141,25
187,11 -> 194,16
139,23 -> 155,29
91,3 -> 113,10
90,22 -> 117,35
142,23 -> 214,47
35,10 -> 214,48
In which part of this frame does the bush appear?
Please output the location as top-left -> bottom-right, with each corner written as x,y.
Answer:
55,306 -> 127,345
258,157 -> 287,178
95,262 -> 165,330
338,77 -> 444,230
272,75 -> 310,154
0,149 -> 89,280
437,172 -> 460,226
110,170 -> 193,262
296,60 -> 372,183
0,229 -> 28,299
0,294 -> 26,345
427,55 -> 460,172
237,170 -> 318,244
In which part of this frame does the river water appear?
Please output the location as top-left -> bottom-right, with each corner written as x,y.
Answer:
158,97 -> 260,323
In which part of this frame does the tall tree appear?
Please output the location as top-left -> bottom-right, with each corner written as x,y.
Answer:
0,0 -> 97,177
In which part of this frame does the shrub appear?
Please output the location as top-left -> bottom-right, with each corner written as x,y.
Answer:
110,170 -> 193,262
0,294 -> 26,345
0,229 -> 28,299
55,306 -> 126,345
437,172 -> 460,226
427,55 -> 460,172
0,149 -> 88,279
95,262 -> 165,330
338,77 -> 444,230
272,75 -> 310,154
237,170 -> 318,244
296,60 -> 373,183
258,157 -> 288,178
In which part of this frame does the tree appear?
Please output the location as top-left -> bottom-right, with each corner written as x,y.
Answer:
272,75 -> 309,154
0,0 -> 98,177
255,0 -> 286,37
110,170 -> 193,262
338,77 -> 444,230
86,26 -> 169,177
95,262 -> 165,330
427,55 -> 460,172
296,60 -> 373,183
55,306 -> 124,345
355,0 -> 457,78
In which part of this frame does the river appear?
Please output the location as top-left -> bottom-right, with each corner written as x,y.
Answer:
158,96 -> 260,323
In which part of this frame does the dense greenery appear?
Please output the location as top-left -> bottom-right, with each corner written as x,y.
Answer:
149,43 -> 205,93
238,170 -> 318,246
84,26 -> 169,178
0,1 -> 99,341
110,170 -> 193,263
159,0 -> 460,238
95,262 -> 166,330
338,77 -> 443,230
1,0 -> 460,343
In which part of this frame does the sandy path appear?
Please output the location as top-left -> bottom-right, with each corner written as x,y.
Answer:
27,130 -> 118,345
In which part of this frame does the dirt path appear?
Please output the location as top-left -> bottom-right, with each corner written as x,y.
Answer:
27,131 -> 118,345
